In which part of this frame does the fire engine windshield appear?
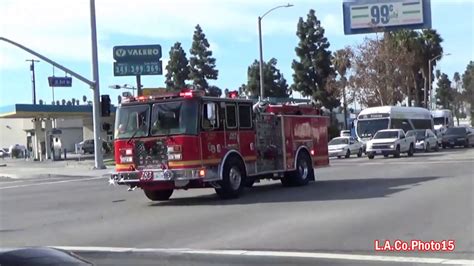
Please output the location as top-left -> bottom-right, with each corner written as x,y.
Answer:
150,100 -> 198,136
114,105 -> 150,139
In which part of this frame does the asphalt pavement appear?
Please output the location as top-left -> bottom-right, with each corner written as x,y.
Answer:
0,148 -> 473,265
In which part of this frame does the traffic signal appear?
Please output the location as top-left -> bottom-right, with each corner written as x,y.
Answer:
101,94 -> 111,117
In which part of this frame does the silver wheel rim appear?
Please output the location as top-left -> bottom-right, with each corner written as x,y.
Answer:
229,167 -> 241,190
298,159 -> 309,180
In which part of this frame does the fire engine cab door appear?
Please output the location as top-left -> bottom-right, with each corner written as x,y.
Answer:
223,103 -> 239,151
200,101 -> 225,165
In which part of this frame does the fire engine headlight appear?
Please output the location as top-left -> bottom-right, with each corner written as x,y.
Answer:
168,153 -> 182,160
120,156 -> 133,163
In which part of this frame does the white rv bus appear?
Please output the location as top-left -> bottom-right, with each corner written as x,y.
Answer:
431,109 -> 454,135
355,106 -> 433,142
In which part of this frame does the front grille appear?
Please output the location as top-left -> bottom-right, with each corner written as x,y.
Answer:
372,145 -> 392,149
134,139 -> 168,168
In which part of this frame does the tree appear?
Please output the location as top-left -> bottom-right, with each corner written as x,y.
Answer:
61,99 -> 66,105
56,100 -> 60,105
165,42 -> 190,91
206,85 -> 222,97
189,24 -> 218,90
242,58 -> 290,98
452,72 -> 464,126
39,99 -> 43,105
292,9 -> 339,109
418,29 -> 443,108
332,47 -> 353,128
462,61 -> 474,126
350,36 -> 405,107
76,99 -> 80,106
71,98 -> 76,106
436,73 -> 453,109
82,95 -> 87,104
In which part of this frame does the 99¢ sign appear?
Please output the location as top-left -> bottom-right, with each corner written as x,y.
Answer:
343,0 -> 431,35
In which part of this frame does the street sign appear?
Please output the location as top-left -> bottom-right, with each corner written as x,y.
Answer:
113,61 -> 163,76
343,0 -> 431,35
113,45 -> 162,62
48,76 -> 72,87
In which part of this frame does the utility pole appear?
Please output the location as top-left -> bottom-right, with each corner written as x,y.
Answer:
89,0 -> 105,169
26,59 -> 40,104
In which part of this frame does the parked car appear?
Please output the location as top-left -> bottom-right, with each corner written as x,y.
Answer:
406,129 -> 439,152
366,129 -> 415,159
78,139 -> 95,154
441,127 -> 474,148
328,136 -> 363,158
77,139 -> 112,154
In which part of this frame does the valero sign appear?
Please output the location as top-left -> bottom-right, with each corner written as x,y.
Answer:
113,44 -> 163,76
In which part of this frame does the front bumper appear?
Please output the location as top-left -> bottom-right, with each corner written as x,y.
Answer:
329,150 -> 345,157
110,168 -> 219,186
415,142 -> 425,150
366,148 -> 396,155
442,139 -> 466,146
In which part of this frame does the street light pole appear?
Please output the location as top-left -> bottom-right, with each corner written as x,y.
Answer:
427,53 -> 450,110
89,0 -> 104,169
258,4 -> 293,100
26,59 -> 40,105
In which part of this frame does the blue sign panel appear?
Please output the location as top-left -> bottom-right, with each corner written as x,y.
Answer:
343,0 -> 432,35
48,77 -> 72,87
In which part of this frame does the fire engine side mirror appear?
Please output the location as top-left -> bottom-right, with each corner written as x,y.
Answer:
205,102 -> 218,129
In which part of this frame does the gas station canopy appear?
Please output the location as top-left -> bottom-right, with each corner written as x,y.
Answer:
0,104 -> 115,119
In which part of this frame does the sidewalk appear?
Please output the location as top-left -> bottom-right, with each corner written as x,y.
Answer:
0,156 -> 114,179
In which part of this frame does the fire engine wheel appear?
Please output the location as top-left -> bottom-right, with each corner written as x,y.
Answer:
144,189 -> 174,201
281,151 -> 313,187
215,157 -> 245,199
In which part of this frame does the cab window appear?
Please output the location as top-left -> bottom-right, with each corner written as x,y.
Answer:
225,103 -> 237,129
202,102 -> 219,130
238,104 -> 252,129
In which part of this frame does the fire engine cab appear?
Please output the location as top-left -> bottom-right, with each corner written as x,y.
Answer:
110,89 -> 329,201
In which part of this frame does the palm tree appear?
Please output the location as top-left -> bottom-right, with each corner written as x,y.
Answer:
71,98 -> 76,106
61,99 -> 66,105
418,29 -> 444,108
332,47 -> 353,129
82,95 -> 87,104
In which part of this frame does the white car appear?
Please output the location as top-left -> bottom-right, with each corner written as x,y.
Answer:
406,129 -> 439,152
366,129 -> 415,159
328,137 -> 364,158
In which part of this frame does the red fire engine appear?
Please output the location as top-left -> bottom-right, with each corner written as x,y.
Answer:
109,89 -> 329,200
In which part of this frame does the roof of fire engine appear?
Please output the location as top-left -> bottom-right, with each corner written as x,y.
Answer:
0,104 -> 116,119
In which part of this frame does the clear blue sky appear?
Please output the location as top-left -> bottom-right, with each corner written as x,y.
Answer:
0,0 -> 472,106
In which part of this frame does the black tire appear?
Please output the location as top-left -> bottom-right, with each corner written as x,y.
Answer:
425,143 -> 430,152
464,140 -> 469,148
368,153 -> 375,159
442,143 -> 446,149
434,143 -> 439,152
144,189 -> 173,201
383,154 -> 389,158
394,145 -> 401,158
337,155 -> 341,159
215,157 -> 245,199
408,144 -> 414,157
281,151 -> 313,187
345,149 -> 351,158
357,148 -> 363,158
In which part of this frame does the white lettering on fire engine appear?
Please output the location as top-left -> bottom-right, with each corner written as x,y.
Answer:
229,132 -> 238,140
294,122 -> 312,138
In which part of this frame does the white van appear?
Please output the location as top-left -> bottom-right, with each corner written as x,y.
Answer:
431,109 -> 454,136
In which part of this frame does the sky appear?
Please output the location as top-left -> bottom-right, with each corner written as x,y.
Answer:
0,0 -> 473,106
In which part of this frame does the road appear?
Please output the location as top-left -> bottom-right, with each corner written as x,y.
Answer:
0,148 -> 473,265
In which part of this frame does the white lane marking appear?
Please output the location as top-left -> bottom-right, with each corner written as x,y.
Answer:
0,177 -> 105,190
51,246 -> 474,265
333,160 -> 473,166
